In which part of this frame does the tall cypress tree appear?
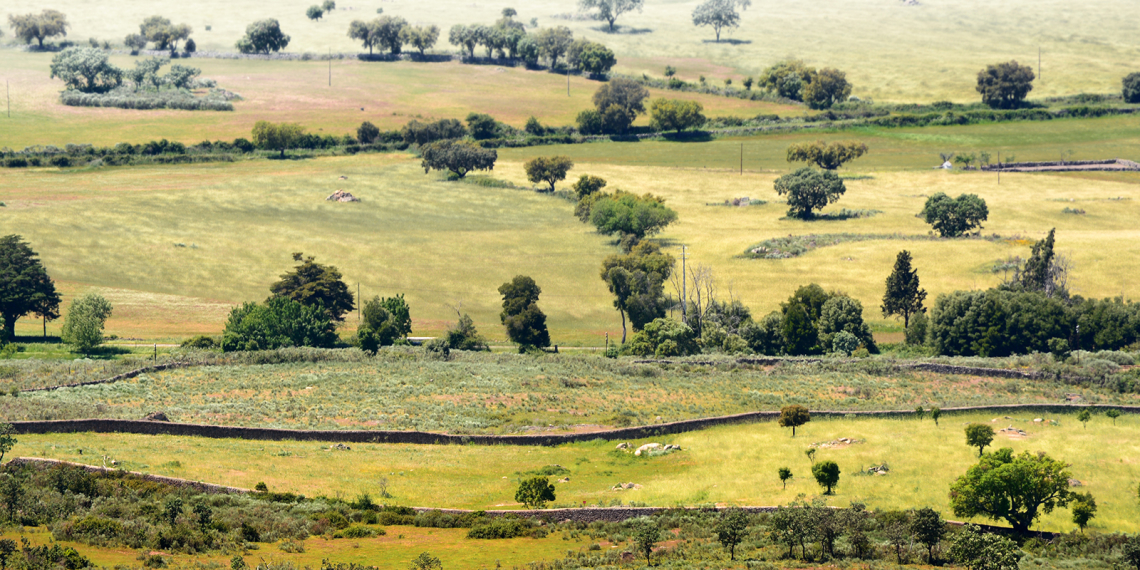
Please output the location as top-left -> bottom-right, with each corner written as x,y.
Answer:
1020,228 -> 1056,294
881,250 -> 927,328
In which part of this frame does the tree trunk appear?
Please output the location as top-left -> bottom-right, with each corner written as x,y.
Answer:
2,315 -> 14,342
608,18 -> 616,31
620,310 -> 627,344
43,314 -> 47,338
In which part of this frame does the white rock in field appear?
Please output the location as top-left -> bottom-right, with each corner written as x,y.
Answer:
634,443 -> 663,456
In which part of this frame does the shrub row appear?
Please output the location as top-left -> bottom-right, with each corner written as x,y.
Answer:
60,89 -> 234,111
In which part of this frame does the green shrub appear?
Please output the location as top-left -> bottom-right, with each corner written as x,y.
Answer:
333,525 -> 376,539
180,335 -> 217,349
467,516 -> 533,539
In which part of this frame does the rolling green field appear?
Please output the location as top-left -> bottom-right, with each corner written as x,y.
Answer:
3,0 -> 1138,102
13,410 -> 1140,534
4,115 -> 1140,343
4,352 -> 1136,431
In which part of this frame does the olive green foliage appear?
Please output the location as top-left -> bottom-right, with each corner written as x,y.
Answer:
61,293 -> 113,354
1070,492 -> 1097,531
1124,72 -> 1140,104
758,59 -> 814,100
947,524 -> 1023,570
447,25 -> 479,58
221,297 -> 337,352
360,16 -> 409,55
691,0 -> 752,42
910,507 -> 946,563
322,0 -> 336,10
578,0 -> 644,31
950,447 -> 1074,533
600,241 -> 674,343
356,121 -> 380,144
931,406 -> 942,425
498,275 -> 550,351
400,25 -> 440,56
977,60 -> 1035,109
1019,228 -> 1065,297
1125,535 -> 1140,570
7,10 -> 69,47
928,289 -> 1080,357
817,295 -> 877,354
251,121 -> 305,157
648,98 -> 706,132
139,16 -> 192,51
465,113 -> 498,140
714,507 -> 750,560
566,40 -> 616,76
587,191 -> 678,245
402,119 -> 466,146
773,167 -> 847,219
882,250 -> 927,329
408,553 -> 442,570
1077,408 -> 1092,428
625,317 -> 698,358
920,192 -> 989,237
532,27 -> 574,68
306,6 -> 324,21
831,330 -> 859,355
631,518 -> 661,565
523,156 -> 574,191
590,78 -> 650,134
812,460 -> 840,494
571,175 -> 607,200
420,140 -> 497,178
1105,409 -> 1121,425
236,19 -> 291,54
0,424 -> 16,463
444,313 -> 488,351
0,236 -> 61,342
802,67 -> 852,109
49,48 -> 123,94
514,477 -> 555,509
778,404 -> 810,437
777,467 -> 792,489
964,423 -> 994,456
357,297 -> 403,354
785,140 -> 868,170
906,311 -> 930,346
269,254 -> 355,322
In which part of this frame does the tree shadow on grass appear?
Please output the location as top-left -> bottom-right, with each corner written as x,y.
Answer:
660,131 -> 714,143
783,209 -> 884,222
594,26 -> 654,35
701,39 -> 752,45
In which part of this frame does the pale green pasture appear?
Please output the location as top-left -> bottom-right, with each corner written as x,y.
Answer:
3,0 -> 1138,102
14,411 -> 1140,533
0,49 -> 797,149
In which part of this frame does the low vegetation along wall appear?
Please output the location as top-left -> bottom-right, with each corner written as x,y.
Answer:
6,457 -> 246,494
10,403 -> 1137,446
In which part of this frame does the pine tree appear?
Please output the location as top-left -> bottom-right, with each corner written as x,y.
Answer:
1020,228 -> 1056,293
881,250 -> 927,328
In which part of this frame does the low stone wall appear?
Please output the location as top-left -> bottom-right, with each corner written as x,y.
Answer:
5,457 -> 248,494
23,362 -> 195,393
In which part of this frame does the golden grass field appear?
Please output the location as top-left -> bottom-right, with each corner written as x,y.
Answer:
4,0 -> 1138,102
13,411 -> 1140,534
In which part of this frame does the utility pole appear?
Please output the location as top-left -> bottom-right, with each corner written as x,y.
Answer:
680,245 -> 688,321
328,49 -> 332,87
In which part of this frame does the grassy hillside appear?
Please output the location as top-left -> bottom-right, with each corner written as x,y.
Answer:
14,410 -> 1140,533
4,116 -> 1139,342
3,0 -> 1137,102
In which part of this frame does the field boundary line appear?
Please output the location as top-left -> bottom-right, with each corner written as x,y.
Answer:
4,457 -> 247,494
9,403 -> 1137,446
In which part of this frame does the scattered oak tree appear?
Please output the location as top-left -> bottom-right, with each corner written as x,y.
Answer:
778,404 -> 811,437
269,253 -> 355,322
773,167 -> 847,219
401,25 -> 440,56
466,113 -> 499,140
7,10 -> 69,48
448,24 -> 479,57
949,448 -> 1074,534
236,19 -> 291,54
1123,72 -> 1140,104
577,0 -> 644,32
49,48 -> 123,93
0,235 -> 62,342
778,467 -> 793,489
812,460 -> 840,495
533,26 -> 574,68
61,292 -> 113,354
221,296 -> 338,351
921,192 -> 989,237
306,5 -> 324,20
588,191 -> 678,247
759,59 -> 814,100
567,40 -> 616,76
498,275 -> 550,352
420,140 -> 497,178
515,477 -> 555,509
910,507 -> 947,563
632,519 -> 661,566
356,121 -> 380,144
649,98 -> 706,132
714,508 -> 750,561
139,16 -> 192,51
882,250 -> 927,329
785,141 -> 868,170
591,78 -> 649,134
252,121 -> 305,158
976,60 -> 1035,109
600,241 -> 673,343
802,67 -> 852,109
1070,492 -> 1097,532
964,423 -> 994,456
524,156 -> 574,192
691,0 -> 751,42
